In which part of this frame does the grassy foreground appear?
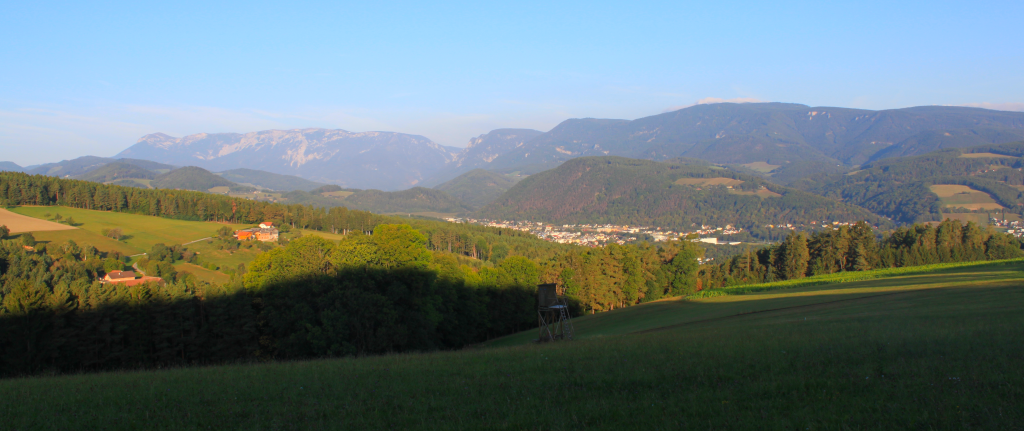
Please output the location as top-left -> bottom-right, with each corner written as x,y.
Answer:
2,261 -> 1023,429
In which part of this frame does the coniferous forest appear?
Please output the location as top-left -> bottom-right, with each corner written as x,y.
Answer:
1,172 -> 1022,377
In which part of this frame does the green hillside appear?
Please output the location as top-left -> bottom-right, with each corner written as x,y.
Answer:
434,169 -> 519,209
342,187 -> 471,214
3,260 -> 1022,430
479,156 -> 888,237
792,141 -> 1024,223
152,166 -> 236,191
217,168 -> 326,191
74,161 -> 157,183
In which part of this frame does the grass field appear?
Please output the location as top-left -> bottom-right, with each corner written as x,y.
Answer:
321,190 -> 354,199
929,184 -> 1004,210
183,239 -> 266,272
959,152 -> 1016,159
674,177 -> 744,187
728,188 -> 783,198
9,206 -> 250,253
174,262 -> 231,284
2,260 -> 1022,429
739,161 -> 781,172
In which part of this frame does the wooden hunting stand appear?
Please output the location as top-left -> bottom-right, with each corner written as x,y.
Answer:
537,283 -> 574,342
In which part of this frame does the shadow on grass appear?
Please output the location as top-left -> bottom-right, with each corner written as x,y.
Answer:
0,267 -> 539,378
487,261 -> 1024,347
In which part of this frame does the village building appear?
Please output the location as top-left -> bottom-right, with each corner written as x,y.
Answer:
104,270 -> 135,282
116,276 -> 165,287
235,221 -> 279,242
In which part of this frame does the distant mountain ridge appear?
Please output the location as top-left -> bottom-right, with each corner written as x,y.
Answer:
480,103 -> 1024,171
115,128 -> 458,190
0,162 -> 23,172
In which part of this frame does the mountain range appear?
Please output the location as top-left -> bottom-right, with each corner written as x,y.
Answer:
95,103 -> 1024,191
115,129 -> 457,191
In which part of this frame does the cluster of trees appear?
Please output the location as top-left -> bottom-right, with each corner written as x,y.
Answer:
703,220 -> 1022,287
0,224 -> 541,376
0,171 -> 384,233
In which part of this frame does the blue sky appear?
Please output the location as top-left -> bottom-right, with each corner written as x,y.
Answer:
2,0 -> 1023,165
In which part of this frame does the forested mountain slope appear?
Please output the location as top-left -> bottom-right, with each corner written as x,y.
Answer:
480,103 -> 1024,172
434,169 -> 519,209
152,166 -> 237,191
74,162 -> 157,183
217,168 -> 326,191
792,141 -> 1024,223
478,156 -> 887,236
0,162 -> 23,172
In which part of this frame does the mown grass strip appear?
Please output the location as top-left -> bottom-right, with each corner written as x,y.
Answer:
688,258 -> 1024,299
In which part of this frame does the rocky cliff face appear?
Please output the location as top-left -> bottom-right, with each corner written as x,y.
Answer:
116,128 -> 458,190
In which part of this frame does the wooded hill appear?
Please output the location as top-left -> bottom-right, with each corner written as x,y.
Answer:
478,156 -> 888,237
217,168 -> 326,192
791,141 -> 1024,224
434,169 -> 520,209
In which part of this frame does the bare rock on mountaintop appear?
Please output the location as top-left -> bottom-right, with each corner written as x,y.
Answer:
116,129 -> 459,191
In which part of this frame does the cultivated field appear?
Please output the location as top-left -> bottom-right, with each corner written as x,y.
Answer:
322,190 -> 354,199
959,152 -> 1016,159
674,177 -> 744,187
739,161 -> 781,172
728,188 -> 782,198
3,260 -> 1022,429
929,184 -> 1004,210
0,208 -> 77,234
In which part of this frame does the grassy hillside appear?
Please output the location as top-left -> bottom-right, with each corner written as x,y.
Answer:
479,156 -> 887,236
3,260 -> 1021,429
217,168 -> 326,191
152,166 -> 236,191
9,206 -> 249,260
792,141 -> 1024,223
434,169 -> 519,209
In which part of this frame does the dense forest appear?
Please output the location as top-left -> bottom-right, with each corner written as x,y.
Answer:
480,157 -> 889,236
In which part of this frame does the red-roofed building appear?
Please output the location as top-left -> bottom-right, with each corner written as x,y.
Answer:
117,276 -> 165,287
259,221 -> 274,229
104,270 -> 136,282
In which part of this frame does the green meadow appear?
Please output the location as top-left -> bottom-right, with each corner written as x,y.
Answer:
10,206 -> 251,253
2,260 -> 1022,429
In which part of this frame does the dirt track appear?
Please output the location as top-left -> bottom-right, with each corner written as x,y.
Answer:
0,208 -> 78,234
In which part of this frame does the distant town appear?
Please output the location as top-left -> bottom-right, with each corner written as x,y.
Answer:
444,217 -> 867,247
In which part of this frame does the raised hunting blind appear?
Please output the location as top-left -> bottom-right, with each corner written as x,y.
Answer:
537,283 -> 574,342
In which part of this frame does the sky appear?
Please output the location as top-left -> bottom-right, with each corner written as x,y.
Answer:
2,0 -> 1023,166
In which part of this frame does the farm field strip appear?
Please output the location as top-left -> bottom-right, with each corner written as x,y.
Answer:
928,184 -> 1004,210
0,208 -> 77,233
